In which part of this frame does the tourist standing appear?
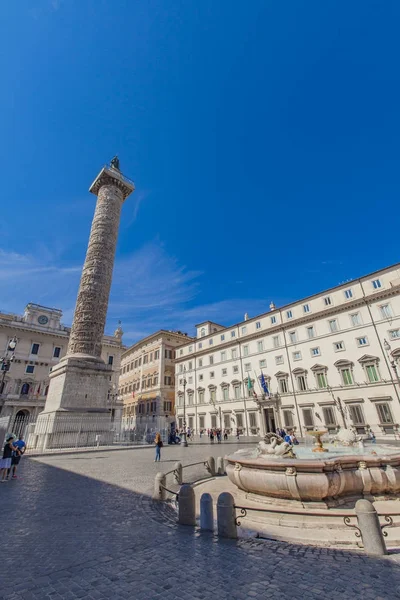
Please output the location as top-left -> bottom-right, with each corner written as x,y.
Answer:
0,435 -> 16,482
210,430 -> 214,444
9,435 -> 26,479
224,430 -> 228,441
236,428 -> 240,440
154,432 -> 163,462
284,432 -> 292,445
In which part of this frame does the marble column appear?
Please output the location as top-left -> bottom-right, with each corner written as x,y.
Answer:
41,160 -> 134,418
68,166 -> 133,358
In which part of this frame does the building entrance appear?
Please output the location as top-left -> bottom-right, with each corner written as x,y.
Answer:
264,408 -> 276,433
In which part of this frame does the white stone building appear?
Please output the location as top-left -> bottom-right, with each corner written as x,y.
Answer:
175,264 -> 400,439
119,330 -> 193,436
0,303 -> 124,425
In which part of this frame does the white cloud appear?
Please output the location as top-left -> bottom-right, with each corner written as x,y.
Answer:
0,244 -> 271,346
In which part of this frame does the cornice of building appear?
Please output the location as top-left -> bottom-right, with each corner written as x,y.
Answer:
122,329 -> 194,359
174,278 -> 400,359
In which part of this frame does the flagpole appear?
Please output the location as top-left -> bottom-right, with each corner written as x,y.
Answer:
253,371 -> 263,395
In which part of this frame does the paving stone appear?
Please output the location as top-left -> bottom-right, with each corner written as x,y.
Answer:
0,447 -> 399,600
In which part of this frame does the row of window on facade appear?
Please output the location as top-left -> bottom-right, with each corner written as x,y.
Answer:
120,349 -> 175,375
119,375 -> 174,395
177,357 -> 384,404
123,400 -> 173,416
181,321 -> 398,369
6,342 -> 115,366
178,412 -> 259,433
183,300 -> 395,356
11,343 -> 63,359
178,402 -> 395,434
179,354 -> 387,389
0,381 -> 49,396
283,401 -> 395,431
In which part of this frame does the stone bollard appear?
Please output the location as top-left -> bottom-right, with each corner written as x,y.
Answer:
174,461 -> 183,485
206,456 -> 216,477
355,499 -> 388,556
200,493 -> 214,532
217,492 -> 237,539
153,473 -> 166,501
217,456 -> 226,475
178,484 -> 196,526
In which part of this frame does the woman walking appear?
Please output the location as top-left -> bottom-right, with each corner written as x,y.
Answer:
154,432 -> 163,462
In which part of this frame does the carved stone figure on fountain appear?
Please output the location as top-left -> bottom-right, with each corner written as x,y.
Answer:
334,426 -> 363,446
257,432 -> 296,458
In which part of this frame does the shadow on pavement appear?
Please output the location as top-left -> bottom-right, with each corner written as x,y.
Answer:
1,457 -> 400,600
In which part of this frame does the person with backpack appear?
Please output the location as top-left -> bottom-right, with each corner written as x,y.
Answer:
9,434 -> 26,479
0,435 -> 17,482
154,432 -> 163,462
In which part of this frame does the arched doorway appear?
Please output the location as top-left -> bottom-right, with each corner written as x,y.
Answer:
12,409 -> 31,438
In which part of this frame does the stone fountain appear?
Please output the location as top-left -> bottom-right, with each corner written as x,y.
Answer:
226,429 -> 400,506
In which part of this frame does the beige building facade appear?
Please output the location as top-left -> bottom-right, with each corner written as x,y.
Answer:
175,264 -> 400,439
0,303 -> 124,425
119,330 -> 192,435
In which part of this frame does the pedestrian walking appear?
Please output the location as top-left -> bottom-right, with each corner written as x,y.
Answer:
0,435 -> 16,482
236,428 -> 240,440
223,430 -> 228,441
154,432 -> 163,462
9,435 -> 26,479
210,430 -> 214,444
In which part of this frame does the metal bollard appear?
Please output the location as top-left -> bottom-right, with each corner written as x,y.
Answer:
200,493 -> 214,532
217,492 -> 237,539
355,499 -> 388,556
217,456 -> 225,475
206,456 -> 216,476
178,484 -> 196,526
174,461 -> 183,485
153,472 -> 166,501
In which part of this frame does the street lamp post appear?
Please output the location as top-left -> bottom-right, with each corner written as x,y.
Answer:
182,368 -> 188,447
384,339 -> 400,386
327,386 -> 347,429
0,337 -> 18,396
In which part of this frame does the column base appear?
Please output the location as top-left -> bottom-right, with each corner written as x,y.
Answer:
43,354 -> 111,413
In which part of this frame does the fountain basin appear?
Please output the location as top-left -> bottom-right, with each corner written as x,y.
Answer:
226,445 -> 400,505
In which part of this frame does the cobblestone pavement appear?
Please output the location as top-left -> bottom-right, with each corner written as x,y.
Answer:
2,443 -> 400,600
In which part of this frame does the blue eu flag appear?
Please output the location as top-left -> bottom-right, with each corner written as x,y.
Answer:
260,372 -> 269,395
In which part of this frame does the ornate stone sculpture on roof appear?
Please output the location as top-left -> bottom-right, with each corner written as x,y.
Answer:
114,320 -> 124,342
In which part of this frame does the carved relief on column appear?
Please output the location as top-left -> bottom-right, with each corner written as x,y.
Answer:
67,182 -> 124,358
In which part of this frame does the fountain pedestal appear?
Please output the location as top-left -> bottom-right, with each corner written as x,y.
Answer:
308,430 -> 329,453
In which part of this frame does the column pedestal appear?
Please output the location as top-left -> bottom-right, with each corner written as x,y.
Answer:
33,355 -> 113,450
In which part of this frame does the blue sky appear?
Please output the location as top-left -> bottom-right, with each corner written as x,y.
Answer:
1,1 -> 399,344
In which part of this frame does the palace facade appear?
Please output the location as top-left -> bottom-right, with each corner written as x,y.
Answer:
119,329 -> 192,434
175,264 -> 400,438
